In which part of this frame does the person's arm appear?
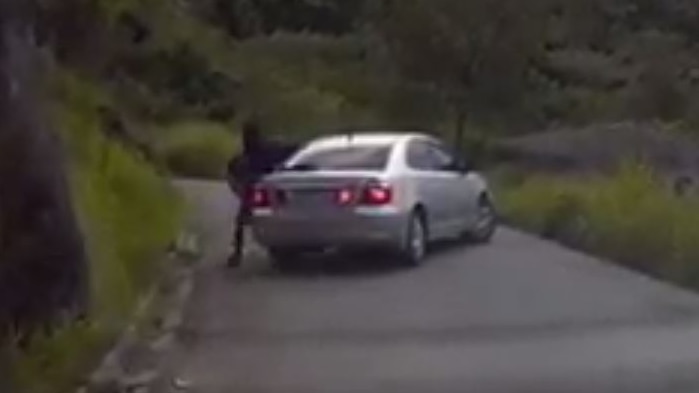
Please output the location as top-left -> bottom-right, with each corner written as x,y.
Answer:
263,141 -> 300,172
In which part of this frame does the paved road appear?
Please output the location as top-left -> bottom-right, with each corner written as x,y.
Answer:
165,180 -> 699,393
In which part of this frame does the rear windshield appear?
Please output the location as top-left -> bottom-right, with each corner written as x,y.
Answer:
288,145 -> 392,171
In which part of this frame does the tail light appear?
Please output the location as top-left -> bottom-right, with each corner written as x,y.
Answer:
335,188 -> 355,206
251,187 -> 272,208
360,183 -> 393,206
250,187 -> 287,208
333,183 -> 393,207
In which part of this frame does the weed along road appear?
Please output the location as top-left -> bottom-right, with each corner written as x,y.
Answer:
165,180 -> 699,393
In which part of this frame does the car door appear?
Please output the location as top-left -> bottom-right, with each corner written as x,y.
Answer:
406,140 -> 446,238
425,142 -> 474,235
406,140 -> 460,239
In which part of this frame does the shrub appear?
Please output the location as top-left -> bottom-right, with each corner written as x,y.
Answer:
157,121 -> 237,178
488,165 -> 528,189
578,163 -> 672,272
11,322 -> 104,393
499,162 -> 699,286
499,176 -> 580,236
73,143 -> 182,323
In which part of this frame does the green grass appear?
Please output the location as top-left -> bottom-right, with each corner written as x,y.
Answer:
156,121 -> 237,179
11,323 -> 105,393
497,162 -> 699,286
8,70 -> 183,393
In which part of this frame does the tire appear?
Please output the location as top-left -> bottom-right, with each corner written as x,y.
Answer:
466,195 -> 498,244
398,210 -> 428,267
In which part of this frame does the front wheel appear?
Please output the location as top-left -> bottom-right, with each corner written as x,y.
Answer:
397,211 -> 428,267
465,195 -> 498,244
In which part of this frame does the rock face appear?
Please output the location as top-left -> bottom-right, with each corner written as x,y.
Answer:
0,0 -> 88,336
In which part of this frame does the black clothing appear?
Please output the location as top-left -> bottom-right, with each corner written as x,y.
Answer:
227,142 -> 299,185
227,140 -> 300,267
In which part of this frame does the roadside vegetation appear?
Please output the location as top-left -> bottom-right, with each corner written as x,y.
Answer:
6,68 -> 183,393
497,163 -> 699,288
156,121 -> 238,179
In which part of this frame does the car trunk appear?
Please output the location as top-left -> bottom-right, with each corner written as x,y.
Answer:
262,171 -> 383,213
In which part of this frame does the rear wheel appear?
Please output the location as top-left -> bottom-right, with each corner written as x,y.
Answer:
398,210 -> 428,267
466,195 -> 497,244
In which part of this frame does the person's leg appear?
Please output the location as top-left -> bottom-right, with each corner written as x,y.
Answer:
228,180 -> 255,268
228,205 -> 247,267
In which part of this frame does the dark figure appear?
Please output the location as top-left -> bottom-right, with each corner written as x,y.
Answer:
226,121 -> 299,267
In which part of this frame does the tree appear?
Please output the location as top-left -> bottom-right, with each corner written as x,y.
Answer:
0,0 -> 88,337
195,0 -> 367,37
373,0 -> 551,143
623,30 -> 691,121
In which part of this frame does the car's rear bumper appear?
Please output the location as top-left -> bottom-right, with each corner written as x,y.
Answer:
251,207 -> 409,250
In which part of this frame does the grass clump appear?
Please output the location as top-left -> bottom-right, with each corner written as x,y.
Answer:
157,121 -> 237,179
10,323 -> 105,393
498,162 -> 699,286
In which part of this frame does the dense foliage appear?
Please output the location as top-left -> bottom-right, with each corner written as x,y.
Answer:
35,0 -> 699,144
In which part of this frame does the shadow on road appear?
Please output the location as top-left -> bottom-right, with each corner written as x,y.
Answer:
267,240 -> 481,278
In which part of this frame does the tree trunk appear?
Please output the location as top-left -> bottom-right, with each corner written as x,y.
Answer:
0,0 -> 88,337
454,108 -> 466,152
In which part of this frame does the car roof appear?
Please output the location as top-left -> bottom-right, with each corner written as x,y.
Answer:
305,132 -> 436,150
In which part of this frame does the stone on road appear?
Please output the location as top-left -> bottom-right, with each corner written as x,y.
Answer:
167,180 -> 699,393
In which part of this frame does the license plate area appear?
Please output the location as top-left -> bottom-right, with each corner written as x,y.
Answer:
287,189 -> 334,209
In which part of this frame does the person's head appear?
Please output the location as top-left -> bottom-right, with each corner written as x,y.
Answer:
242,119 -> 262,152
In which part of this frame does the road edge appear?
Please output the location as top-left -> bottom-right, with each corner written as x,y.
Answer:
82,231 -> 202,393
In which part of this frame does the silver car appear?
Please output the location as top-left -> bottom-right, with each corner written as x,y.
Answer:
250,132 -> 497,268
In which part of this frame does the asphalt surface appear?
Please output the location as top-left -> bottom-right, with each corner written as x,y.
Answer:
166,180 -> 699,393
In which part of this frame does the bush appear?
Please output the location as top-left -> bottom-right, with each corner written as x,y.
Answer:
74,143 -> 182,323
499,162 -> 699,285
11,322 -> 104,393
499,175 -> 585,237
157,121 -> 237,178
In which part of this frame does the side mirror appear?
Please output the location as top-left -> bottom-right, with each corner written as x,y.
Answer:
446,159 -> 473,174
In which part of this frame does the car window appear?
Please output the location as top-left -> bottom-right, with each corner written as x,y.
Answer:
429,144 -> 456,170
407,141 -> 437,170
289,145 -> 392,171
408,140 -> 455,171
